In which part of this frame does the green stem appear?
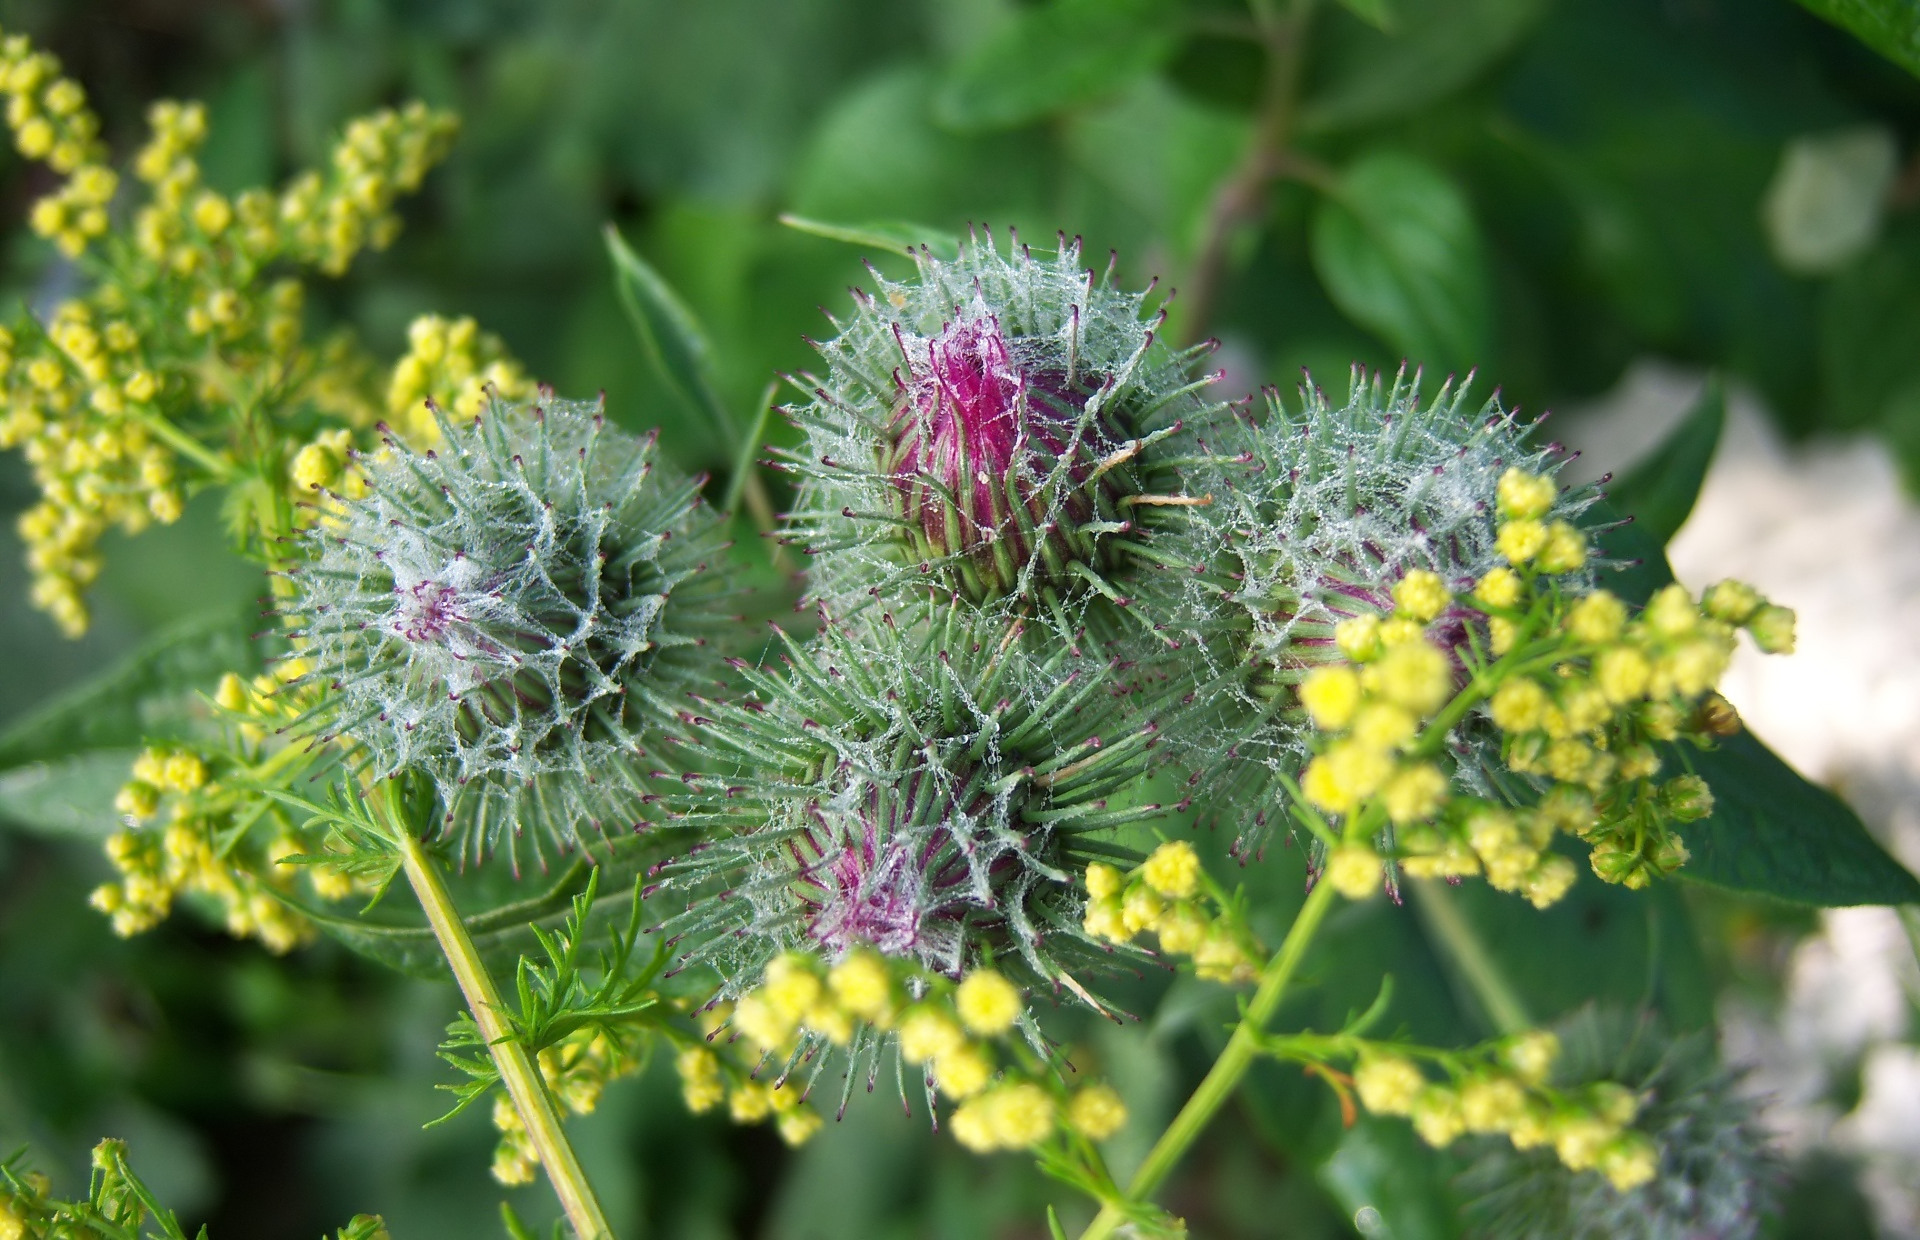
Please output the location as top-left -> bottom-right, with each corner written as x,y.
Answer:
1077,878 -> 1339,1240
389,820 -> 615,1240
1408,879 -> 1531,1036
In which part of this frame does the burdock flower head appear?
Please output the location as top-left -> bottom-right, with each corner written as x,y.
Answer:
286,393 -> 731,866
776,229 -> 1227,624
654,595 -> 1178,996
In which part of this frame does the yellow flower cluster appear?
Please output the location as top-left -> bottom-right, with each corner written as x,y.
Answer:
1352,1030 -> 1657,1193
0,27 -> 458,634
1081,841 -> 1263,983
0,34 -> 111,258
88,661 -> 355,951
385,315 -> 534,446
683,947 -> 1128,1155
488,1027 -> 647,1185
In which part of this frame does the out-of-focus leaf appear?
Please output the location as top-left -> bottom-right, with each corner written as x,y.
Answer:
1310,151 -> 1492,372
1061,77 -> 1246,255
1680,731 -> 1920,907
0,750 -> 137,838
1763,128 -> 1900,274
0,610 -> 258,772
1793,0 -> 1920,78
1302,0 -> 1546,134
1320,1118 -> 1462,1240
777,213 -> 958,259
933,0 -> 1181,132
605,224 -> 737,453
1820,220 -> 1920,432
1605,376 -> 1725,546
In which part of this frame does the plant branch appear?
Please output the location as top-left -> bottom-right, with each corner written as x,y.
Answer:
1077,877 -> 1339,1240
385,796 -> 615,1240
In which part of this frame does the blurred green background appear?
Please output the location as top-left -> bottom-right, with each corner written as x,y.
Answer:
0,0 -> 1914,1236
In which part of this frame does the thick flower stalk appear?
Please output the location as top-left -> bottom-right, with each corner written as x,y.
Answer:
775,229 -> 1227,631
0,27 -> 457,634
286,394 -> 732,866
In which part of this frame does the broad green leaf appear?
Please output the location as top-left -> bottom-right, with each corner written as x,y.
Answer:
1819,219 -> 1920,433
0,749 -> 138,838
776,213 -> 959,259
1605,376 -> 1725,547
1302,0 -> 1547,134
933,0 -> 1181,132
605,223 -> 737,454
1319,1118 -> 1462,1240
1680,731 -> 1920,906
0,610 -> 258,772
1762,128 -> 1900,274
1793,0 -> 1920,78
1061,77 -> 1247,255
1310,152 -> 1492,372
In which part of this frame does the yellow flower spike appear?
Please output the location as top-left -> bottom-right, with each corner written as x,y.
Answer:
1565,590 -> 1626,644
805,1001 -> 854,1046
1068,1084 -> 1129,1141
729,991 -> 793,1054
1502,1030 -> 1560,1085
1302,740 -> 1395,815
955,969 -> 1022,1036
1325,844 -> 1382,900
897,1007 -> 965,1066
727,1081 -> 775,1123
1192,925 -> 1258,984
1354,1054 -> 1425,1117
1298,664 -> 1361,731
190,191 -> 231,236
1598,1132 -> 1659,1192
676,1046 -> 726,1113
1391,568 -> 1452,623
1334,613 -> 1384,662
1536,521 -> 1587,573
761,953 -> 823,1023
1155,902 -> 1208,954
1120,884 -> 1165,934
932,1043 -> 994,1099
1459,1075 -> 1527,1134
1747,603 -> 1796,655
1551,1114 -> 1619,1172
160,750 -> 207,793
1544,738 -> 1597,784
1474,566 -> 1524,609
113,781 -> 159,820
1559,682 -> 1612,733
982,1082 -> 1057,1150
1349,702 -> 1417,750
1382,763 -> 1448,824
777,1107 -> 823,1146
1377,615 -> 1426,648
1643,584 -> 1698,638
1496,467 -> 1556,520
1084,861 -> 1123,901
1487,615 -> 1519,656
1141,839 -> 1201,899
1362,639 -> 1451,716
1411,1086 -> 1465,1147
1488,678 -> 1550,733
949,1097 -> 996,1153
1496,518 -> 1548,565
1594,646 -> 1651,704
1466,808 -> 1520,863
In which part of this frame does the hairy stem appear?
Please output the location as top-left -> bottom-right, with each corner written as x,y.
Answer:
1409,878 -> 1531,1036
390,820 -> 615,1240
1078,878 -> 1339,1240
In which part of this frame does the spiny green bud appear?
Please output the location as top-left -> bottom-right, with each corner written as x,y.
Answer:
286,393 -> 731,865
776,229 -> 1224,615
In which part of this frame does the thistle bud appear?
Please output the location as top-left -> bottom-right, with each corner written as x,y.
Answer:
287,394 -> 731,864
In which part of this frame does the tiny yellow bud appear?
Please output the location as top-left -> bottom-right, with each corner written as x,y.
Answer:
161,751 -> 207,793
1503,1030 -> 1560,1084
1488,615 -> 1519,656
1383,763 -> 1448,825
1349,702 -> 1416,750
1120,884 -> 1164,934
1497,467 -> 1556,520
983,1082 -> 1055,1149
1411,1086 -> 1465,1147
1523,854 -> 1579,908
1354,1055 -> 1425,1116
1085,861 -> 1123,900
1747,604 -> 1795,655
675,1046 -> 724,1114
1154,902 -> 1208,954
1459,1075 -> 1528,1134
1703,579 -> 1762,624
124,370 -> 159,402
1552,1114 -> 1618,1172
1489,678 -> 1551,733
955,969 -> 1022,1036
1334,613 -> 1384,662
1067,1084 -> 1128,1141
1565,590 -> 1626,644
1598,1132 -> 1659,1192
291,442 -> 338,492
827,950 -> 892,1022
1474,566 -> 1523,609
730,992 -> 793,1053
191,191 -> 232,236
777,1106 -> 823,1146
1140,839 -> 1201,899
1595,646 -> 1651,704
898,1007 -> 965,1066
1325,844 -> 1381,900
932,1043 -> 994,1099
1392,568 -> 1452,623
1643,584 -> 1698,638
728,1081 -> 774,1123
1496,519 -> 1549,565
1537,521 -> 1587,573
1082,896 -> 1128,943
1302,741 -> 1395,815
114,781 -> 160,819
1363,639 -> 1451,716
1298,664 -> 1362,731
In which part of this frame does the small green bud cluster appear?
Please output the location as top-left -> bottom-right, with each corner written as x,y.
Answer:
1080,841 -> 1263,983
1352,1031 -> 1659,1194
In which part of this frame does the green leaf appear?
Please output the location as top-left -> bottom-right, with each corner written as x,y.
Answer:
1793,0 -> 1920,78
1319,1117 -> 1462,1240
776,213 -> 959,259
0,610 -> 259,771
1310,151 -> 1493,372
1605,376 -> 1724,547
1762,127 -> 1900,275
605,223 -> 737,454
1302,0 -> 1547,134
1061,77 -> 1247,255
1680,730 -> 1920,906
932,0 -> 1181,132
0,749 -> 137,838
